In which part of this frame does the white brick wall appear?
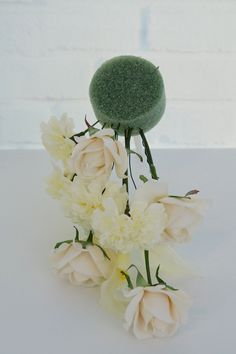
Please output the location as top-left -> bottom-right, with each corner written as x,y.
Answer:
0,0 -> 236,148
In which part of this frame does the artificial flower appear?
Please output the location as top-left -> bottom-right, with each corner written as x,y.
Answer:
61,178 -> 127,230
41,113 -> 75,161
92,198 -> 167,253
46,167 -> 71,199
133,179 -> 168,204
71,128 -> 127,182
100,253 -> 131,316
123,285 -> 191,339
149,243 -> 195,279
51,241 -> 111,286
160,196 -> 206,243
133,179 -> 206,243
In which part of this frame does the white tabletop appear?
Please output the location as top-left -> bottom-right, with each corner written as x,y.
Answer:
1,149 -> 236,354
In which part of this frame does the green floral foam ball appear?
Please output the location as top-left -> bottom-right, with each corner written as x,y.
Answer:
89,55 -> 166,135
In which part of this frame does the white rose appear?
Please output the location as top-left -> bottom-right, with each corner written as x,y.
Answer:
160,196 -> 206,243
51,242 -> 111,286
71,128 -> 127,181
123,285 -> 191,339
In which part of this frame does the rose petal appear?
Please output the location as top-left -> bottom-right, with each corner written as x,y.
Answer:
124,289 -> 144,330
52,243 -> 82,270
70,251 -> 101,277
133,180 -> 168,205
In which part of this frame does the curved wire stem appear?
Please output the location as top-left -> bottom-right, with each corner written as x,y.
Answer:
123,128 -> 132,215
139,129 -> 159,180
129,151 -> 137,189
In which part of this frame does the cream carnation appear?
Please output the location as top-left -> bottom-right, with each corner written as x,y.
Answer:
92,198 -> 167,253
123,285 -> 191,339
61,178 -> 127,230
46,167 -> 71,199
71,128 -> 127,182
41,113 -> 75,161
51,242 -> 111,286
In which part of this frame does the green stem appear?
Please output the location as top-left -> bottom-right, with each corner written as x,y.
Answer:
129,151 -> 137,189
144,249 -> 152,285
139,129 -> 159,180
123,129 -> 132,215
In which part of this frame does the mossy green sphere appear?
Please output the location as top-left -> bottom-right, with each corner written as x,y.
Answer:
89,55 -> 166,135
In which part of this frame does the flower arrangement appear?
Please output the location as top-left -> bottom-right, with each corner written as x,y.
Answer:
41,56 -> 207,339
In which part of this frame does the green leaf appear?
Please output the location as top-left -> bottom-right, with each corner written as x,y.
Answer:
169,189 -> 199,200
155,265 -> 178,291
54,240 -> 73,249
86,230 -> 93,243
185,189 -> 199,197
74,226 -> 80,242
128,264 -> 149,288
155,264 -> 161,281
168,194 -> 191,200
70,173 -> 77,182
88,126 -> 100,136
94,244 -> 111,260
69,121 -> 99,142
165,284 -> 178,291
136,270 -> 149,287
120,271 -> 134,289
80,241 -> 87,249
139,175 -> 148,183
126,148 -> 143,162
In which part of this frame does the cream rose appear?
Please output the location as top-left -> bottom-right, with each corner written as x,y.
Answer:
71,128 -> 127,181
133,180 -> 207,243
51,242 -> 111,286
160,196 -> 206,243
123,285 -> 191,339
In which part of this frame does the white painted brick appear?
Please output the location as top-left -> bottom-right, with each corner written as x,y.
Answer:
0,2 -> 141,56
1,53 -> 235,101
1,1 -> 235,56
0,99 -> 235,148
149,2 -> 236,53
0,56 -> 94,99
154,53 -> 236,101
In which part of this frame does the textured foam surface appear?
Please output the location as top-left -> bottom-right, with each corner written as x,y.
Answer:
89,56 -> 166,135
